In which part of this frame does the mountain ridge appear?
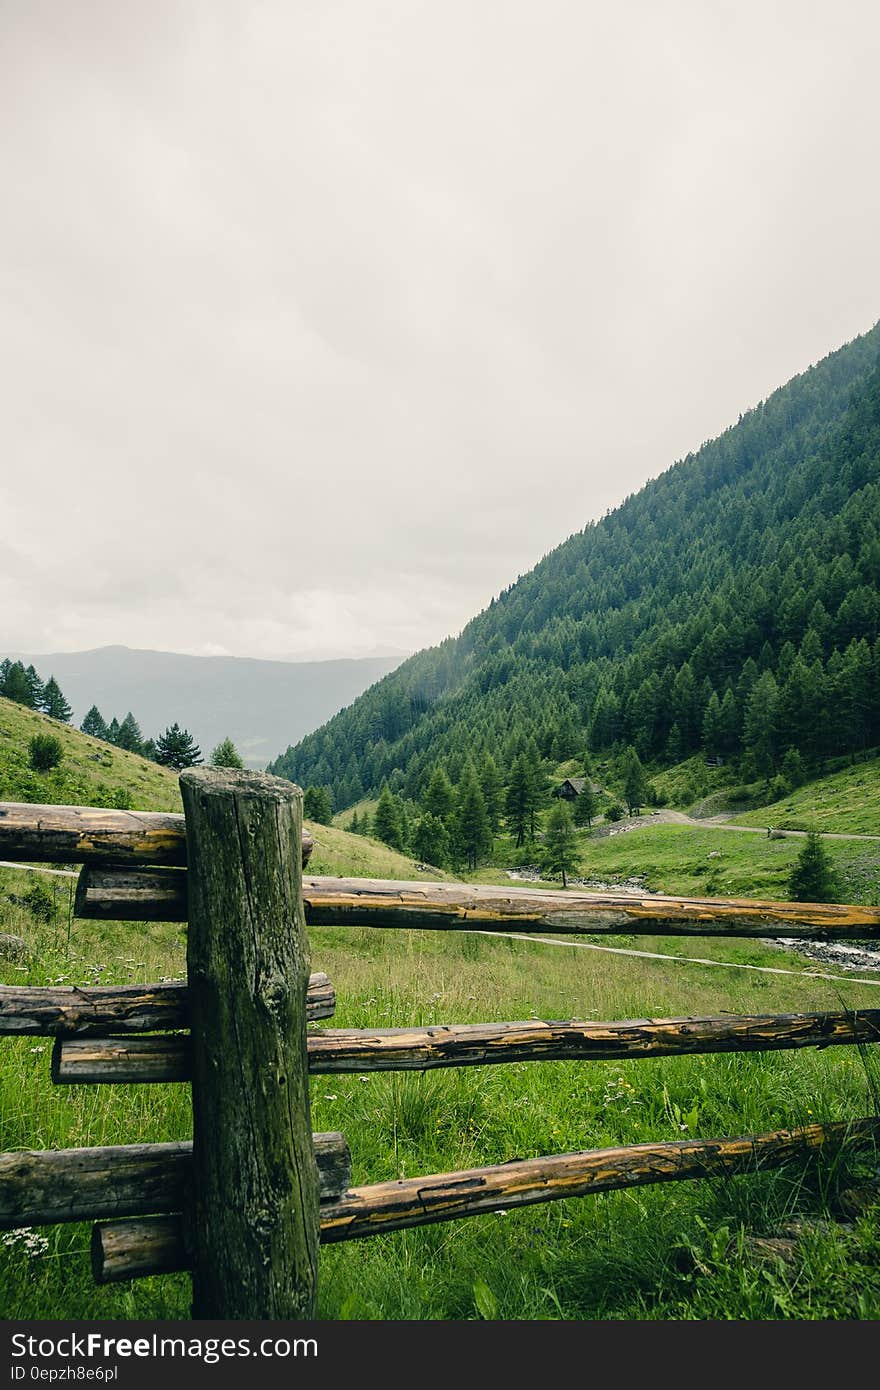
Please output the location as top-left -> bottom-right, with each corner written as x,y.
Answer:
4,645 -> 405,769
270,319 -> 880,806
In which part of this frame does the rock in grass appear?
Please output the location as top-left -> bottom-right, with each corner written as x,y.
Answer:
0,934 -> 30,962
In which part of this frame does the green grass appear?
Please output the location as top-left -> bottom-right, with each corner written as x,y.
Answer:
3,825 -> 879,1321
2,720 -> 880,1321
306,822 -> 456,880
0,696 -> 181,812
334,797 -> 379,830
472,821 -> 879,905
731,755 -> 880,836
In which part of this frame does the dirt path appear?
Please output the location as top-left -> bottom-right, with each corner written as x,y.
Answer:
595,809 -> 880,843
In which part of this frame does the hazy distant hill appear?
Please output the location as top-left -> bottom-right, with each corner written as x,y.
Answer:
5,646 -> 404,768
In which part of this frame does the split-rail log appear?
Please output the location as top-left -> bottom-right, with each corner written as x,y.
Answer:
180,766 -> 319,1319
90,1116 -> 880,1281
0,972 -> 335,1036
0,801 -> 313,869
50,1007 -> 880,1084
0,1133 -> 350,1228
72,869 -> 880,938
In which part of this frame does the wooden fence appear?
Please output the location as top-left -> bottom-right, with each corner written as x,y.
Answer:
1,770 -> 879,1317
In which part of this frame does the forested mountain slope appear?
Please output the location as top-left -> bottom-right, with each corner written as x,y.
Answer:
270,323 -> 880,809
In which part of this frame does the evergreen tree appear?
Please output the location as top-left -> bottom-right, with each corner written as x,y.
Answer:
25,666 -> 46,710
1,661 -> 32,706
504,755 -> 533,848
621,746 -> 650,816
788,832 -> 840,903
743,671 -> 780,777
106,717 -> 121,744
210,737 -> 244,769
573,781 -> 598,828
422,765 -> 456,823
303,785 -> 333,824
701,690 -> 723,757
81,706 -> 109,740
454,761 -> 491,870
155,723 -> 203,771
41,676 -> 72,723
373,785 -> 404,851
412,812 -> 451,869
115,712 -> 143,752
543,801 -> 578,887
477,751 -> 504,833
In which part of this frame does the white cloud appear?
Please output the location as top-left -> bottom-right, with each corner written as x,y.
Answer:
2,1 -> 879,659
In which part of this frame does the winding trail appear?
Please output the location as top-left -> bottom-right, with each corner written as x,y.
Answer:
597,809 -> 880,843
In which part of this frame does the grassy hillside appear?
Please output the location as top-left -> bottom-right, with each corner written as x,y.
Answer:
306,821 -> 454,880
731,755 -> 880,836
0,695 -> 181,812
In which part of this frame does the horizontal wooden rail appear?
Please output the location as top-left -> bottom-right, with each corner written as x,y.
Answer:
0,802 -> 313,869
51,1008 -> 880,1084
301,878 -> 880,939
0,1132 -> 350,1229
0,973 -> 335,1036
72,869 -> 880,937
90,1115 -> 880,1279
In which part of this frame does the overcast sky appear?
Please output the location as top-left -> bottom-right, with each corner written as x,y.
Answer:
3,1 -> 879,662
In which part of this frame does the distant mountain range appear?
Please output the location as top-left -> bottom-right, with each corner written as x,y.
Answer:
5,645 -> 405,768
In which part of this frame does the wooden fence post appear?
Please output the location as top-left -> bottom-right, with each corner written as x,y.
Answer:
180,767 -> 319,1319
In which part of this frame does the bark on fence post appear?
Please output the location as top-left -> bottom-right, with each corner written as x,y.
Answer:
180,767 -> 319,1319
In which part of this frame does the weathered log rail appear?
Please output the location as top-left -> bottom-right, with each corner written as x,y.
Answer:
0,1132 -> 351,1228
0,972 -> 335,1036
50,1007 -> 880,1084
0,801 -> 313,869
90,1116 -> 880,1280
73,866 -> 880,937
1,782 -> 879,1319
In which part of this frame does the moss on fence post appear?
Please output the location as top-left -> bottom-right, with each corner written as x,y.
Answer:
181,767 -> 319,1319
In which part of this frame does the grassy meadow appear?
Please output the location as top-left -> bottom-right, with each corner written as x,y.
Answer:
2,704 -> 879,1320
730,755 -> 880,836
3,836 -> 880,1320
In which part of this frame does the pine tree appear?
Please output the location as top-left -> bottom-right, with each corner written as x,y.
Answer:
504,755 -> 532,848
422,765 -> 456,823
477,751 -> 504,833
1,661 -> 33,706
621,746 -> 650,815
41,676 -> 72,723
115,712 -> 143,752
303,785 -> 333,824
573,782 -> 598,828
743,671 -> 780,777
81,706 -> 109,740
412,812 -> 451,869
155,723 -> 203,771
25,666 -> 46,711
454,761 -> 491,870
788,832 -> 840,903
373,785 -> 404,851
210,737 -> 244,769
543,801 -> 578,887
106,717 -> 121,745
